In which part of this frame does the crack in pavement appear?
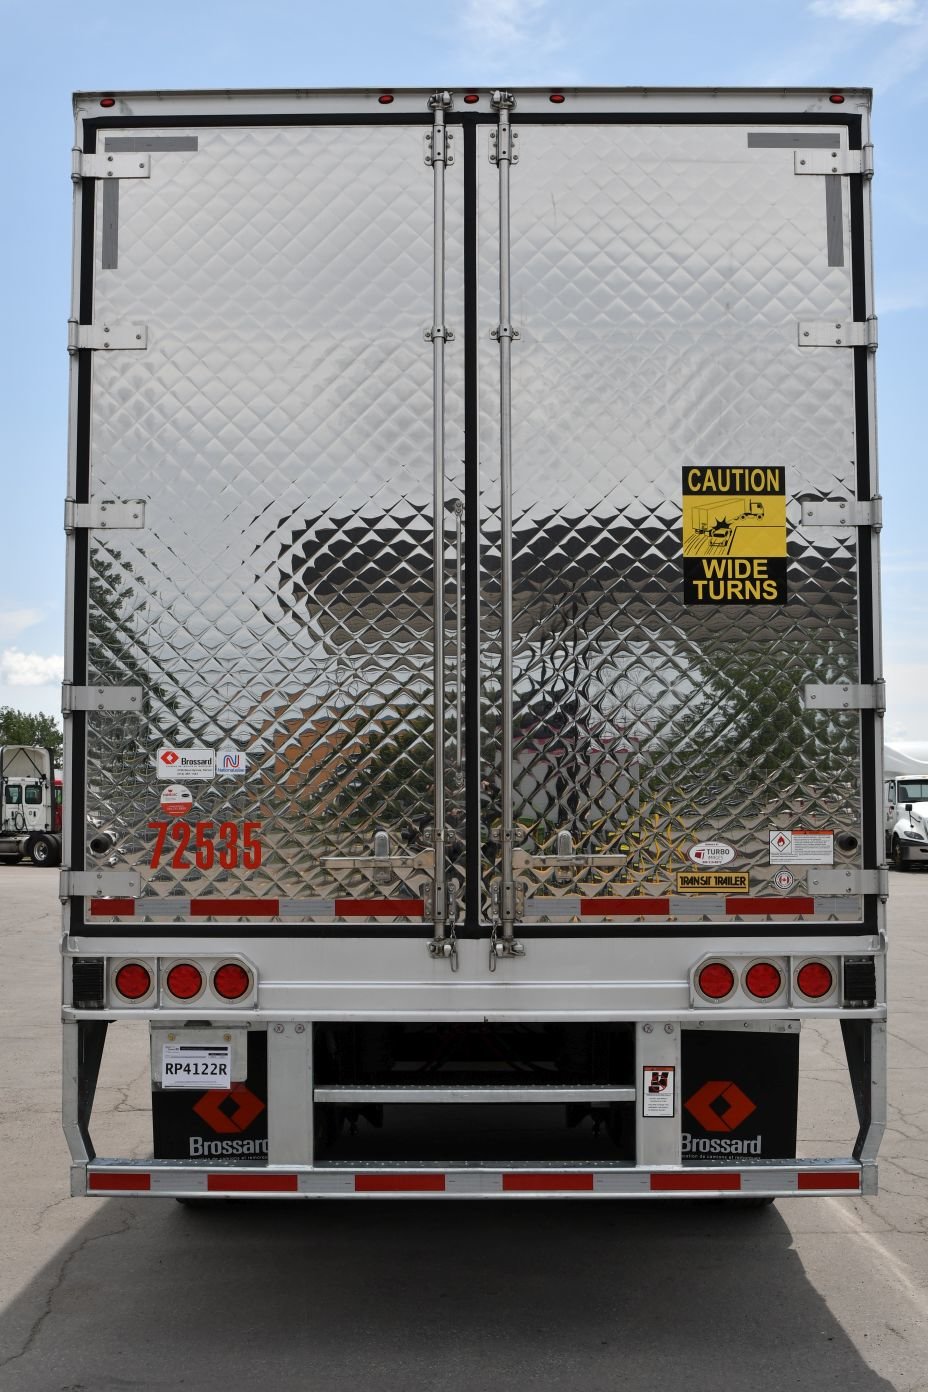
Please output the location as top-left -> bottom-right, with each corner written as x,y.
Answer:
0,1204 -> 137,1374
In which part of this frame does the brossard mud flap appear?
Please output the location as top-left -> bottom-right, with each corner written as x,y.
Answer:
681,1029 -> 799,1161
153,1032 -> 269,1162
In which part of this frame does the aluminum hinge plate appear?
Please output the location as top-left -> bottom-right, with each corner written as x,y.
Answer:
489,128 -> 519,164
61,870 -> 141,899
423,129 -> 454,166
61,684 -> 144,714
72,150 -> 151,180
802,679 -> 886,713
798,318 -> 877,349
807,867 -> 886,896
800,496 -> 882,529
67,321 -> 148,352
794,147 -> 873,177
64,499 -> 146,531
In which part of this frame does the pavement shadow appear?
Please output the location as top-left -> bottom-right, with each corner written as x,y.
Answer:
0,1196 -> 895,1392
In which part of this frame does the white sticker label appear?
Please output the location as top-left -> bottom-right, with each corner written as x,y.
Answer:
772,868 -> 796,890
217,749 -> 248,776
769,829 -> 834,865
642,1065 -> 676,1118
161,1044 -> 231,1089
160,784 -> 193,817
157,747 -> 215,781
688,840 -> 736,867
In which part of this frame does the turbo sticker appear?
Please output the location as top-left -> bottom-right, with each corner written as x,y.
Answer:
682,465 -> 787,605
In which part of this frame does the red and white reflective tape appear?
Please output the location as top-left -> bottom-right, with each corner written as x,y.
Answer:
85,1164 -> 862,1196
87,897 -> 425,920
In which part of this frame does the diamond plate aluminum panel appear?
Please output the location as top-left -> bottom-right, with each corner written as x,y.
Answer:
84,125 -> 466,921
478,123 -> 863,925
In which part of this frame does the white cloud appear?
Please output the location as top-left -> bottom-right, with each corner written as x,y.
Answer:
0,649 -> 63,687
0,608 -> 44,641
460,0 -> 564,58
810,0 -> 919,21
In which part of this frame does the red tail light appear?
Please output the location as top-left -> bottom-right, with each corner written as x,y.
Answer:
378,94 -> 394,105
745,962 -> 782,999
463,93 -> 480,104
99,97 -> 116,108
829,94 -> 845,104
796,961 -> 833,999
166,963 -> 203,999
114,963 -> 151,1000
698,962 -> 735,999
213,963 -> 251,1000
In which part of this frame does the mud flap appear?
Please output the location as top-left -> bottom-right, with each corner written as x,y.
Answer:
152,1031 -> 268,1161
681,1029 -> 799,1161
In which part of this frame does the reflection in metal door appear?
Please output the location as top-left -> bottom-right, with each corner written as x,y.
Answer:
477,111 -> 862,934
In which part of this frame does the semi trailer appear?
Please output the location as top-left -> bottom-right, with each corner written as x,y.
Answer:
62,85 -> 885,1201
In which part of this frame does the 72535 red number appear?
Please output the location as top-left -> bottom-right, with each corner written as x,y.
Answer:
148,820 -> 262,870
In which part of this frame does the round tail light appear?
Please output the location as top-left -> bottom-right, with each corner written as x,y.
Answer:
698,962 -> 735,999
797,961 -> 833,999
114,963 -> 151,1000
166,963 -> 203,999
213,963 -> 251,1000
745,962 -> 782,999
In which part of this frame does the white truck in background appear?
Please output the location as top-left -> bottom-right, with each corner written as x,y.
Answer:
0,745 -> 62,865
61,85 -> 885,1204
885,774 -> 928,871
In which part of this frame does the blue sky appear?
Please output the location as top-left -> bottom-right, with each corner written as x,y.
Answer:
2,0 -> 926,751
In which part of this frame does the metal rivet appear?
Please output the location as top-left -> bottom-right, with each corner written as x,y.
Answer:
167,1032 -> 175,1041
223,1033 -> 231,1042
295,1023 -> 305,1034
800,158 -> 806,165
273,1023 -> 284,1033
643,1023 -> 653,1034
664,1023 -> 674,1034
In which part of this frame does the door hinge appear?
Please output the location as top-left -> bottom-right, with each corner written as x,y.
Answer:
423,128 -> 454,166
800,496 -> 882,530
794,146 -> 873,178
68,320 -> 148,353
72,150 -> 151,181
60,869 -> 141,900
64,499 -> 146,531
807,867 -> 886,896
489,127 -> 519,165
798,318 -> 877,350
61,684 -> 143,714
424,324 -> 454,342
802,679 -> 886,714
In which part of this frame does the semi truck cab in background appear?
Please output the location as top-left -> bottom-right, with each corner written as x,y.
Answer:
0,745 -> 62,865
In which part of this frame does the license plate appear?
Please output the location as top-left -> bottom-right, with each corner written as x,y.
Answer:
161,1044 -> 232,1089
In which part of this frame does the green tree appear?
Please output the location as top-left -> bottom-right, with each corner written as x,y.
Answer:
0,707 -> 63,763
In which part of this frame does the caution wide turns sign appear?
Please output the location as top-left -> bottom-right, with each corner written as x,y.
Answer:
682,466 -> 787,605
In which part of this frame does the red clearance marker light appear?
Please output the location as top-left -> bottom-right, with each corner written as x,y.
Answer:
829,94 -> 846,104
213,963 -> 251,1000
549,93 -> 566,103
745,962 -> 782,999
166,963 -> 203,999
797,961 -> 834,999
463,94 -> 480,104
114,963 -> 151,1000
378,94 -> 395,104
698,962 -> 735,999
99,97 -> 116,108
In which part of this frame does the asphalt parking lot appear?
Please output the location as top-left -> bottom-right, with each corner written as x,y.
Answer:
1,866 -> 926,1392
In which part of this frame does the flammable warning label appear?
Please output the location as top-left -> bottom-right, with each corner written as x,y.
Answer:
682,465 -> 787,605
676,870 -> 750,894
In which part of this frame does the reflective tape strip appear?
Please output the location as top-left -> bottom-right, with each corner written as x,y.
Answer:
190,898 -> 280,917
523,898 -> 581,918
89,1171 -> 151,1191
503,1172 -> 594,1192
650,1172 -> 741,1192
581,898 -> 671,916
729,897 -> 815,915
279,898 -> 335,917
798,1171 -> 859,1191
207,1173 -> 297,1193
335,899 -> 425,917
355,1173 -> 445,1192
89,898 -> 136,916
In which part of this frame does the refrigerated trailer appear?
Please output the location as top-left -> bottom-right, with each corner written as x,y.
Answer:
62,86 -> 886,1201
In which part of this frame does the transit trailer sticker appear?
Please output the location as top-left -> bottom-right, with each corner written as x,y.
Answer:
769,829 -> 834,865
156,747 -> 215,781
159,784 -> 193,817
642,1065 -> 675,1118
676,870 -> 749,893
681,465 -> 787,605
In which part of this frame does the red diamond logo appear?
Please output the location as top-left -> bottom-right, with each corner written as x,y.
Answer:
160,750 -> 179,765
685,1080 -> 757,1134
193,1083 -> 265,1134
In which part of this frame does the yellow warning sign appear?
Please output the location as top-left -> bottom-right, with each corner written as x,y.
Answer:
676,870 -> 750,894
682,466 -> 787,604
